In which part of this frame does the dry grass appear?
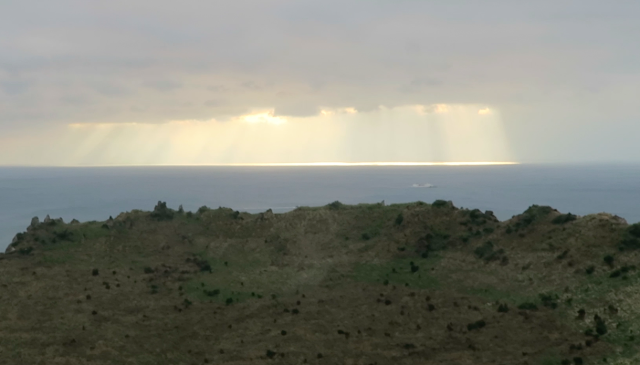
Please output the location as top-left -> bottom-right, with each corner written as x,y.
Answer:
0,201 -> 638,364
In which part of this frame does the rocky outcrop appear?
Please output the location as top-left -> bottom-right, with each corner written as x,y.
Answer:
27,217 -> 40,231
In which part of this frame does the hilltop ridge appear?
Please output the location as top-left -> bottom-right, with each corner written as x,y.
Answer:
1,200 -> 640,364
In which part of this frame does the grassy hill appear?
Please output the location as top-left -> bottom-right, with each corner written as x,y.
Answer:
1,200 -> 640,364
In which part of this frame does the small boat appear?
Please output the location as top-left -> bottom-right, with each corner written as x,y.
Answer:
412,183 -> 436,188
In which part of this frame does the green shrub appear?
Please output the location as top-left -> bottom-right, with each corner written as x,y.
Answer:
610,265 -> 635,278
517,302 -> 538,311
143,267 -> 154,274
552,213 -> 577,224
556,250 -> 569,260
361,233 -> 371,241
327,201 -> 344,210
618,224 -> 640,250
18,247 -> 33,255
422,231 -> 452,252
497,304 -> 509,313
395,213 -> 404,226
204,289 -> 220,297
432,200 -> 449,208
620,237 -> 640,251
192,258 -> 212,272
585,266 -> 595,275
92,269 -> 99,276
14,232 -> 25,242
523,205 -> 554,217
539,293 -> 559,309
603,255 -> 614,267
466,320 -> 486,331
513,205 -> 553,231
150,201 -> 174,221
609,270 -> 622,278
628,223 -> 640,238
469,209 -> 483,220
594,315 -> 607,335
54,229 -> 73,241
473,241 -> 505,262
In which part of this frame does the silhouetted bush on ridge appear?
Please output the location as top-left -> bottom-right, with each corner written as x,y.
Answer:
150,201 -> 175,221
552,213 -> 577,224
327,201 -> 344,210
432,200 -> 449,208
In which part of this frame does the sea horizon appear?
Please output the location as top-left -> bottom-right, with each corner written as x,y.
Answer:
1,163 -> 639,251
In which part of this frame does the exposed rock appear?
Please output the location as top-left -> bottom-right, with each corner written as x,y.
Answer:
70,219 -> 80,225
44,215 -> 51,223
178,205 -> 184,214
28,216 -> 40,231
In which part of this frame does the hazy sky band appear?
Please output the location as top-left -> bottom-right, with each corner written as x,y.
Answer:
1,1 -> 639,164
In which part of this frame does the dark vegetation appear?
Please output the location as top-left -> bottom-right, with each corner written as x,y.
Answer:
0,201 -> 637,364
552,213 -> 577,225
150,201 -> 175,221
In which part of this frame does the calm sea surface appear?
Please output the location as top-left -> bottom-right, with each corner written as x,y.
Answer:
1,165 -> 639,250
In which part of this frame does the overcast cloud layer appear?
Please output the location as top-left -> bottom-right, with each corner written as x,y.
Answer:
1,0 -> 639,164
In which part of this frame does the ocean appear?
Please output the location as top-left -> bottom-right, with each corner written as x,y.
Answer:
1,164 -> 639,251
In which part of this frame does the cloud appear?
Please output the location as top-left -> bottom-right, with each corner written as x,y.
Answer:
0,80 -> 30,95
238,110 -> 286,125
0,0 -> 639,162
0,104 -> 514,166
143,80 -> 183,92
419,104 -> 450,114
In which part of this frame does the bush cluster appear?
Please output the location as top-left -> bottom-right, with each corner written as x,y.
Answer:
395,213 -> 404,226
619,223 -> 640,251
512,205 -> 553,231
539,293 -> 559,309
432,200 -> 450,208
466,320 -> 486,331
150,201 -> 175,221
552,213 -> 577,224
517,302 -> 538,311
327,201 -> 344,210
473,241 -> 506,263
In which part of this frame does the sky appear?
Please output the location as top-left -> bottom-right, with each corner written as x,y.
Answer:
0,0 -> 639,165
